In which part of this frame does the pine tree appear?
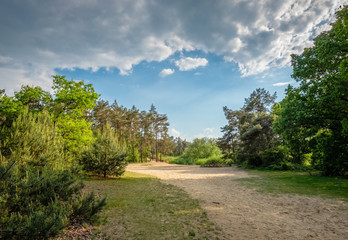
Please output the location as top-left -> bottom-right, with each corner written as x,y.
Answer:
80,123 -> 127,178
0,109 -> 106,239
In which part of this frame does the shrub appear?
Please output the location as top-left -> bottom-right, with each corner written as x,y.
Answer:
168,157 -> 194,165
267,161 -> 295,170
80,124 -> 127,178
198,156 -> 225,167
0,164 -> 106,239
236,146 -> 293,168
0,109 -> 106,239
237,153 -> 262,167
0,108 -> 66,170
182,138 -> 221,160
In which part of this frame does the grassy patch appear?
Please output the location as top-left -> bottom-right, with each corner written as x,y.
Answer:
84,171 -> 224,240
236,170 -> 348,201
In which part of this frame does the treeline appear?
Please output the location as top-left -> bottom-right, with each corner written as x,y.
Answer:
219,6 -> 348,176
91,100 -> 172,162
0,74 -> 177,238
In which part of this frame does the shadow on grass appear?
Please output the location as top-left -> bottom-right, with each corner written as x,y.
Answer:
237,170 -> 348,201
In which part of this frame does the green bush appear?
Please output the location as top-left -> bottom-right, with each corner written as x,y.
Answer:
0,109 -> 106,239
182,138 -> 221,160
198,156 -> 225,167
236,146 -> 293,169
0,108 -> 66,170
0,164 -> 106,240
237,153 -> 262,167
267,161 -> 295,171
223,157 -> 235,166
168,157 -> 194,165
80,124 -> 127,178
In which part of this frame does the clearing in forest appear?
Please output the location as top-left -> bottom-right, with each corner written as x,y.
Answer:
127,162 -> 348,240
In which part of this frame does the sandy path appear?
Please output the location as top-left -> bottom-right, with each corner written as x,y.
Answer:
127,162 -> 348,240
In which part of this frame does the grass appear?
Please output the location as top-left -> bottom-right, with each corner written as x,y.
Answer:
236,169 -> 348,201
84,171 -> 224,240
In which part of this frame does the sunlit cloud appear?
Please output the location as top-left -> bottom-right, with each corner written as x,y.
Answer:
0,0 -> 344,92
175,57 -> 208,71
159,68 -> 175,77
171,128 -> 181,138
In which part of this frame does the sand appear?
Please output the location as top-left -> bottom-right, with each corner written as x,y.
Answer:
127,162 -> 348,240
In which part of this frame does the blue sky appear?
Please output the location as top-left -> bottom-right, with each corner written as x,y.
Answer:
0,0 -> 345,140
56,52 -> 294,140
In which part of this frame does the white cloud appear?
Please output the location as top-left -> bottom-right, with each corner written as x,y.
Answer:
175,57 -> 208,71
272,81 -> 294,86
204,128 -> 214,133
171,128 -> 181,138
194,128 -> 217,139
0,0 -> 345,91
159,68 -> 175,77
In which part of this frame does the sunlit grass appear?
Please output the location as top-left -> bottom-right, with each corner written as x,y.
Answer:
84,171 -> 224,239
236,170 -> 348,201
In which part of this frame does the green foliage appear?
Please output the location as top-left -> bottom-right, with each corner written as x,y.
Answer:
0,108 -> 65,169
70,191 -> 106,224
275,6 -> 348,176
14,85 -> 52,112
196,156 -> 226,167
56,115 -> 94,159
52,75 -> 99,158
172,137 -> 190,156
0,86 -> 52,128
126,147 -> 140,163
0,108 -> 105,239
0,94 -> 23,127
91,101 -> 173,162
182,138 -> 221,160
169,157 -> 195,165
0,165 -> 106,240
52,75 -> 99,117
80,124 -> 127,178
219,88 -> 278,168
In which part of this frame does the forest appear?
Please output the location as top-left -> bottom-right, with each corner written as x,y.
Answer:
0,5 -> 347,240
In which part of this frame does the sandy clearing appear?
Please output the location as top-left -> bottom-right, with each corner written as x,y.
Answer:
127,162 -> 348,240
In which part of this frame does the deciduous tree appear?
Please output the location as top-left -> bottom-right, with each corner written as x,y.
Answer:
275,6 -> 348,175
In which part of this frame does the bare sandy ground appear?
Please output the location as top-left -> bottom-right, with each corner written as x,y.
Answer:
127,162 -> 348,240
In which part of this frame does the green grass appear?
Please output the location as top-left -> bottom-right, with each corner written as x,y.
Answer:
236,170 -> 348,201
84,171 -> 224,240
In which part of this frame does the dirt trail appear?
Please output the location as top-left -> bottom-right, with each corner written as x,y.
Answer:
127,162 -> 348,240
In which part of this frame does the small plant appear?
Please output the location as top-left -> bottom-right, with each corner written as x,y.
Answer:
80,123 -> 127,178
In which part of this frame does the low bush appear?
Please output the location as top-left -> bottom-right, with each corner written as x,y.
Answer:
236,146 -> 293,169
168,157 -> 195,165
0,164 -> 106,239
198,156 -> 225,167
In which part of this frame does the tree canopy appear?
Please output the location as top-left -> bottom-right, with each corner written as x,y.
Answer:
219,88 -> 278,166
274,6 -> 348,175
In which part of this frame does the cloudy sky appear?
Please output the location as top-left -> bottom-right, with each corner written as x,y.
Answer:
0,0 -> 345,140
